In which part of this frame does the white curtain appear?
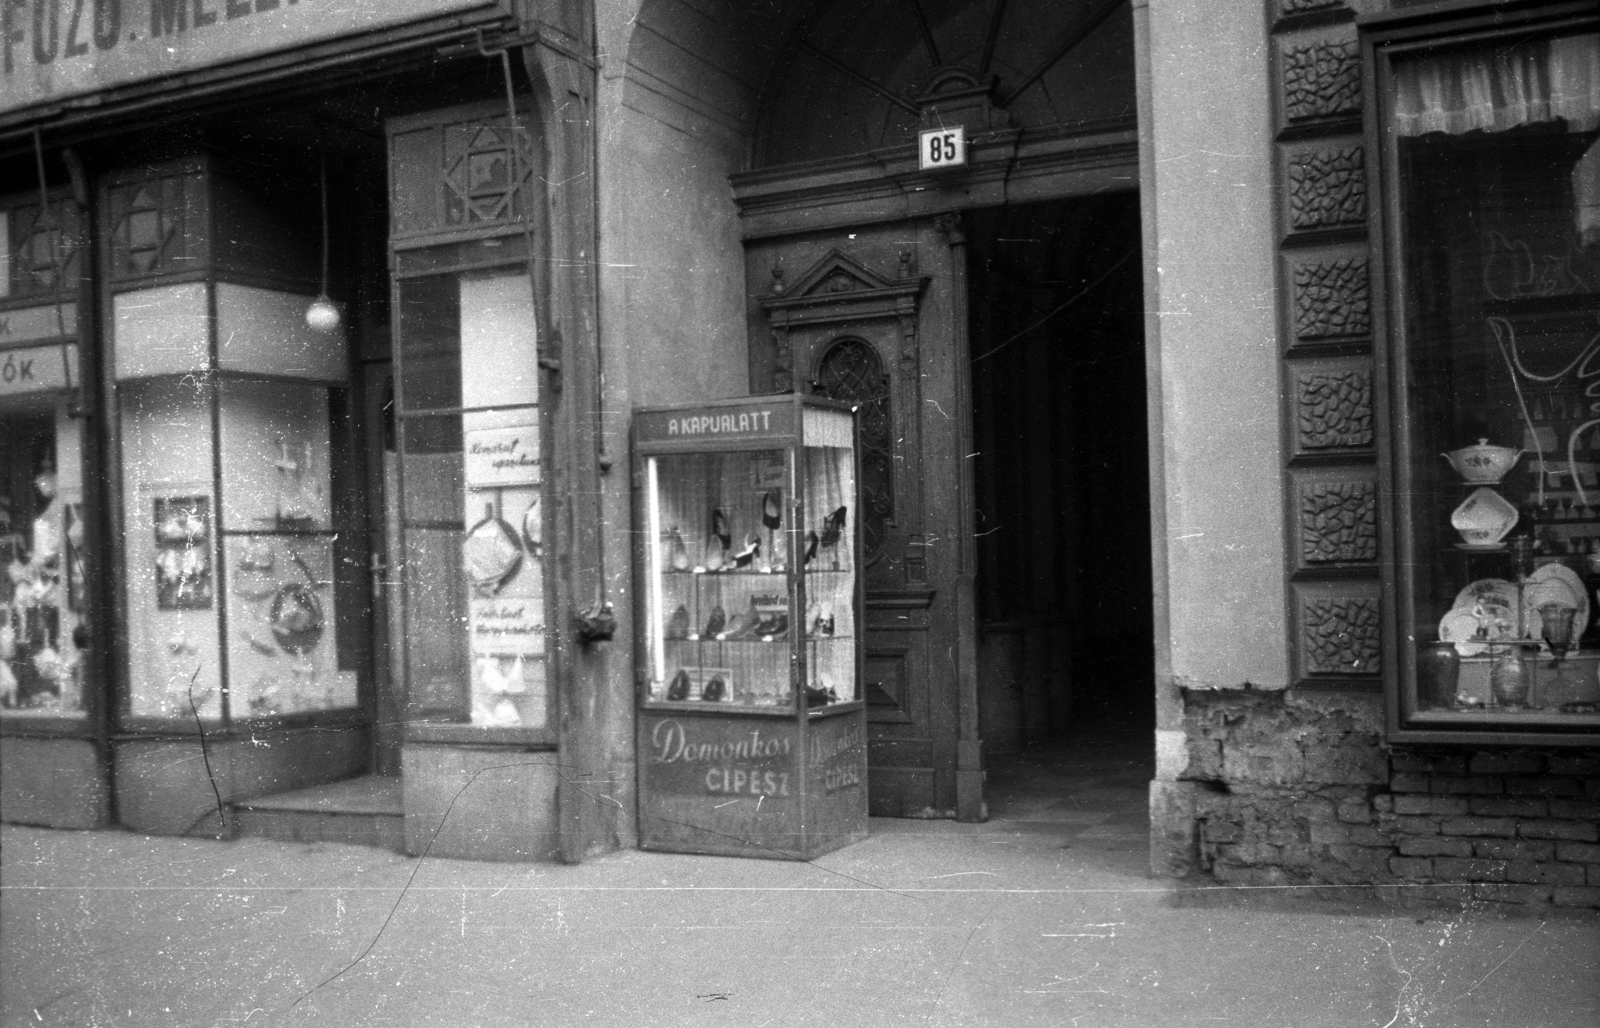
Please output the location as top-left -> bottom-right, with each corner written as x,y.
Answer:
1395,35 -> 1599,244
1392,34 -> 1599,136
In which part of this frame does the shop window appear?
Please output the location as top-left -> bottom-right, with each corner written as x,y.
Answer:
2,195 -> 88,718
393,268 -> 546,731
1372,12 -> 1600,738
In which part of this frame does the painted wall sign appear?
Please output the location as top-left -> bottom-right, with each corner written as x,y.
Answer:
643,716 -> 795,800
0,341 -> 77,396
464,424 -> 540,487
2,0 -> 503,117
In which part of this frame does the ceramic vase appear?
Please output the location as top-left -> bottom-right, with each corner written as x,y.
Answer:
1417,641 -> 1461,709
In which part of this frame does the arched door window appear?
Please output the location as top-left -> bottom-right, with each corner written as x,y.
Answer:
812,338 -> 892,562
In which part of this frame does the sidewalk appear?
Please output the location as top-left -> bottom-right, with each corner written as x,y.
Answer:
3,741 -> 1597,1027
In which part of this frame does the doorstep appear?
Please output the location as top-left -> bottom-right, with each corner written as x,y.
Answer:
230,775 -> 404,852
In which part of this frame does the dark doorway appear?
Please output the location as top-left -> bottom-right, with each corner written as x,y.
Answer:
968,194 -> 1154,753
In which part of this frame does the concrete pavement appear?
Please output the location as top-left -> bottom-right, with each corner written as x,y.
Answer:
2,737 -> 1596,1027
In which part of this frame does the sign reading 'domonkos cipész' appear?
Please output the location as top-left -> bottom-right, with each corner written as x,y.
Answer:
2,0 -> 502,116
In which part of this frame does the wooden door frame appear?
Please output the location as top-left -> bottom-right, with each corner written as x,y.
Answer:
734,129 -> 1140,823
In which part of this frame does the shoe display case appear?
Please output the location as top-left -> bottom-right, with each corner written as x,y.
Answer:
632,394 -> 867,859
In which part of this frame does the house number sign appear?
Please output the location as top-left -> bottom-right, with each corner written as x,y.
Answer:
918,125 -> 967,171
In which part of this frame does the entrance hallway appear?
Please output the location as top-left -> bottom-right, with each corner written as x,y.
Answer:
6,808 -> 1596,1026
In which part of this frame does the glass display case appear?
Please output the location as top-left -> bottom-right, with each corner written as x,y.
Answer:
1372,15 -> 1600,741
633,395 -> 867,859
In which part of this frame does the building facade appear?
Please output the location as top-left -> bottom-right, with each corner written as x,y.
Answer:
2,0 -> 1596,907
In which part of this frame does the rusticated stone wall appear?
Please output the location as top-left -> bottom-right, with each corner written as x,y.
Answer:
1173,688 -> 1600,909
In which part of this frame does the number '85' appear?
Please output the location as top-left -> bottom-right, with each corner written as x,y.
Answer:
928,133 -> 957,163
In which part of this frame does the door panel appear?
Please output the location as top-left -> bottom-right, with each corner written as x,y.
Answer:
747,218 -> 976,818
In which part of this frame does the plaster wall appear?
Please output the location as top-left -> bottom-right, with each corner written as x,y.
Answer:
401,744 -> 561,861
583,0 -> 766,843
0,737 -> 108,829
1140,0 -> 1288,693
114,727 -> 367,836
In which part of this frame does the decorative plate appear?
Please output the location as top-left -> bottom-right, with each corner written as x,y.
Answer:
1522,562 -> 1590,642
1439,607 -> 1491,656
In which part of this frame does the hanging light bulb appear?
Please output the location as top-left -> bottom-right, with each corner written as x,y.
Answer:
305,295 -> 341,333
305,150 -> 342,333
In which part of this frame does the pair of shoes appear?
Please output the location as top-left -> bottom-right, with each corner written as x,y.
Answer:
752,613 -> 788,640
803,684 -> 837,706
666,669 -> 690,701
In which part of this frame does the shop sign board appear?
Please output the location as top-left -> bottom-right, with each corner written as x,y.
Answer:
2,0 -> 504,117
0,340 -> 78,396
634,400 -> 796,448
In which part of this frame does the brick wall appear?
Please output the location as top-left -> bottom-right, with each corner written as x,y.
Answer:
1175,688 -> 1600,909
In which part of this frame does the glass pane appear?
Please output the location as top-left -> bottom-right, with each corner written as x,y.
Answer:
397,274 -> 462,411
403,527 -> 469,716
803,439 -> 858,707
396,265 -> 544,728
1391,30 -> 1600,725
643,450 -> 798,709
223,534 -> 356,716
216,379 -> 332,532
2,399 -> 88,717
118,378 -> 223,719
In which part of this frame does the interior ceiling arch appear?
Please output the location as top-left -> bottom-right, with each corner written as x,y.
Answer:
621,0 -> 1135,171
756,0 -> 1134,167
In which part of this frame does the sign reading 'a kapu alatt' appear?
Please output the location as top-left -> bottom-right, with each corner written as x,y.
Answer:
2,0 -> 502,117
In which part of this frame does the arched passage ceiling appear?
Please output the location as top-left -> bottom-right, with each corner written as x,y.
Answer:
622,0 -> 1135,170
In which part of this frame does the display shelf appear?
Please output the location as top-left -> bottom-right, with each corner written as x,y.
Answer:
632,394 -> 866,860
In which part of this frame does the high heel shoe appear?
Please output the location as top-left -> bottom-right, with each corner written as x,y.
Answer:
731,533 -> 761,568
702,676 -> 727,702
667,526 -> 690,571
803,530 -> 819,566
666,670 -> 690,701
665,604 -> 690,639
762,490 -> 782,531
819,505 -> 847,547
710,507 -> 732,550
702,605 -> 726,638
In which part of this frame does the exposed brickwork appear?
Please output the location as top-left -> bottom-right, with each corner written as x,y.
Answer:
1177,689 -> 1600,909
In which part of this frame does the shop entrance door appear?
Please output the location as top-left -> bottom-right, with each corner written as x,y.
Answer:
361,361 -> 404,775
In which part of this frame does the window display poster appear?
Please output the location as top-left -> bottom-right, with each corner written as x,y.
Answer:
465,425 -> 540,487
154,496 -> 213,610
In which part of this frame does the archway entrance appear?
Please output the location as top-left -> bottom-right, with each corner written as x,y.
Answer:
968,194 -> 1153,752
623,0 -> 1153,822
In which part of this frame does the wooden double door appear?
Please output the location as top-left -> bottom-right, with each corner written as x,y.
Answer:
745,215 -> 984,820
